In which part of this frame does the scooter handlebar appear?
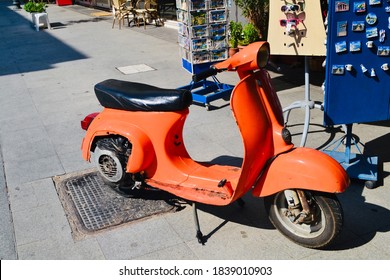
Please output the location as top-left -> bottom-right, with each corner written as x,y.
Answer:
192,67 -> 220,82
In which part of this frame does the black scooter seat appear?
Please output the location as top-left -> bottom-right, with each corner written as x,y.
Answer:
94,79 -> 193,112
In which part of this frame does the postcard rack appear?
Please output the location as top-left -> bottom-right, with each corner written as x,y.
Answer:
177,0 -> 233,108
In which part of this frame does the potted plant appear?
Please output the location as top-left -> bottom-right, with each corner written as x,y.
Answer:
228,21 -> 243,56
23,0 -> 50,31
23,0 -> 47,13
234,0 -> 269,40
239,23 -> 260,47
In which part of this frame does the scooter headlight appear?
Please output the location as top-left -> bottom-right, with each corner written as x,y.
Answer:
256,42 -> 270,69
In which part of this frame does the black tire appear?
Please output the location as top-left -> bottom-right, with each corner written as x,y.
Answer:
264,190 -> 343,249
93,137 -> 139,195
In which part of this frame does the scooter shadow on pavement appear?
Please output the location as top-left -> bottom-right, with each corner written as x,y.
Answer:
364,132 -> 390,184
328,181 -> 390,251
193,193 -> 275,245
328,131 -> 390,250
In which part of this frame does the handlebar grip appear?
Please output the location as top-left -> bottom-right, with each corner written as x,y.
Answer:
192,67 -> 219,82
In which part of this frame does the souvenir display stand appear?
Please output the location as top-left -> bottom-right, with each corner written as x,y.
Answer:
268,1 -> 382,186
176,0 -> 233,109
267,0 -> 327,147
322,0 -> 390,186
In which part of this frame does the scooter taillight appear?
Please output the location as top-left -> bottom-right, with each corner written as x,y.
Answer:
81,112 -> 99,130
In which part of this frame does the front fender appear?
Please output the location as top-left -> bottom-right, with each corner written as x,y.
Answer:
252,148 -> 350,197
81,118 -> 155,173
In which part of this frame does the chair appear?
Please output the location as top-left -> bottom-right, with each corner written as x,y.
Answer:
111,0 -> 132,29
144,0 -> 164,27
133,0 -> 163,28
132,0 -> 147,29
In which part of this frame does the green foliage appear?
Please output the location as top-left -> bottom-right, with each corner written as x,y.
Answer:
23,0 -> 47,13
234,0 -> 269,40
229,21 -> 243,48
240,23 -> 260,45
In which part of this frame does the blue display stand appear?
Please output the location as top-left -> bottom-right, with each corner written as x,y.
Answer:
322,0 -> 389,186
179,59 -> 233,110
181,60 -> 214,75
324,0 -> 390,125
178,74 -> 233,110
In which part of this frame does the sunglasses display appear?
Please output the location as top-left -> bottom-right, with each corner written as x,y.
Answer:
286,11 -> 306,21
281,4 -> 301,13
279,1 -> 306,32
279,19 -> 303,27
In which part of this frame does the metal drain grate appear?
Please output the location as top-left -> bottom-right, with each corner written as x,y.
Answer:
54,170 -> 178,237
66,175 -> 121,231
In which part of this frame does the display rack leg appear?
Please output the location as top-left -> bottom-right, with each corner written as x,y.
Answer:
283,56 -> 323,147
322,124 -> 378,188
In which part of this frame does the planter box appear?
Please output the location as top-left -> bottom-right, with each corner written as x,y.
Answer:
31,12 -> 50,31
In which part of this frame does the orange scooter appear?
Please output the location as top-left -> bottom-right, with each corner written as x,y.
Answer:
81,42 -> 349,249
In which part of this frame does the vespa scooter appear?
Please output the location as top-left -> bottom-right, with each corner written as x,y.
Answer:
80,42 -> 349,249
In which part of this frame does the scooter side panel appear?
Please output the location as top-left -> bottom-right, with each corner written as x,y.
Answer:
252,148 -> 350,197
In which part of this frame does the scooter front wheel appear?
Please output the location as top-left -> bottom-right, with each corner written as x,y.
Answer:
264,190 -> 343,249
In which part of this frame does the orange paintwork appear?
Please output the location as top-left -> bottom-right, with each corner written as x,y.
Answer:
252,147 -> 350,197
81,41 -> 349,206
81,108 -> 242,205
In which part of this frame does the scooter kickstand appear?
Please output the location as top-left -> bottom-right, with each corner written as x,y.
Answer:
193,203 -> 206,245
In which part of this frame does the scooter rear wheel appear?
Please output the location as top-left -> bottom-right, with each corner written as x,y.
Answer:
94,137 -> 139,195
264,190 -> 343,249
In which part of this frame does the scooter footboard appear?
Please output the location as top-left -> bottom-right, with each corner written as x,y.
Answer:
252,148 -> 350,197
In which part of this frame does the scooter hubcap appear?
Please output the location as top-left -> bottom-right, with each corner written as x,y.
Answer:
275,192 -> 325,238
94,146 -> 124,183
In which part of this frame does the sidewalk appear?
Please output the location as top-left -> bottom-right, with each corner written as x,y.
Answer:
1,1 -> 390,260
